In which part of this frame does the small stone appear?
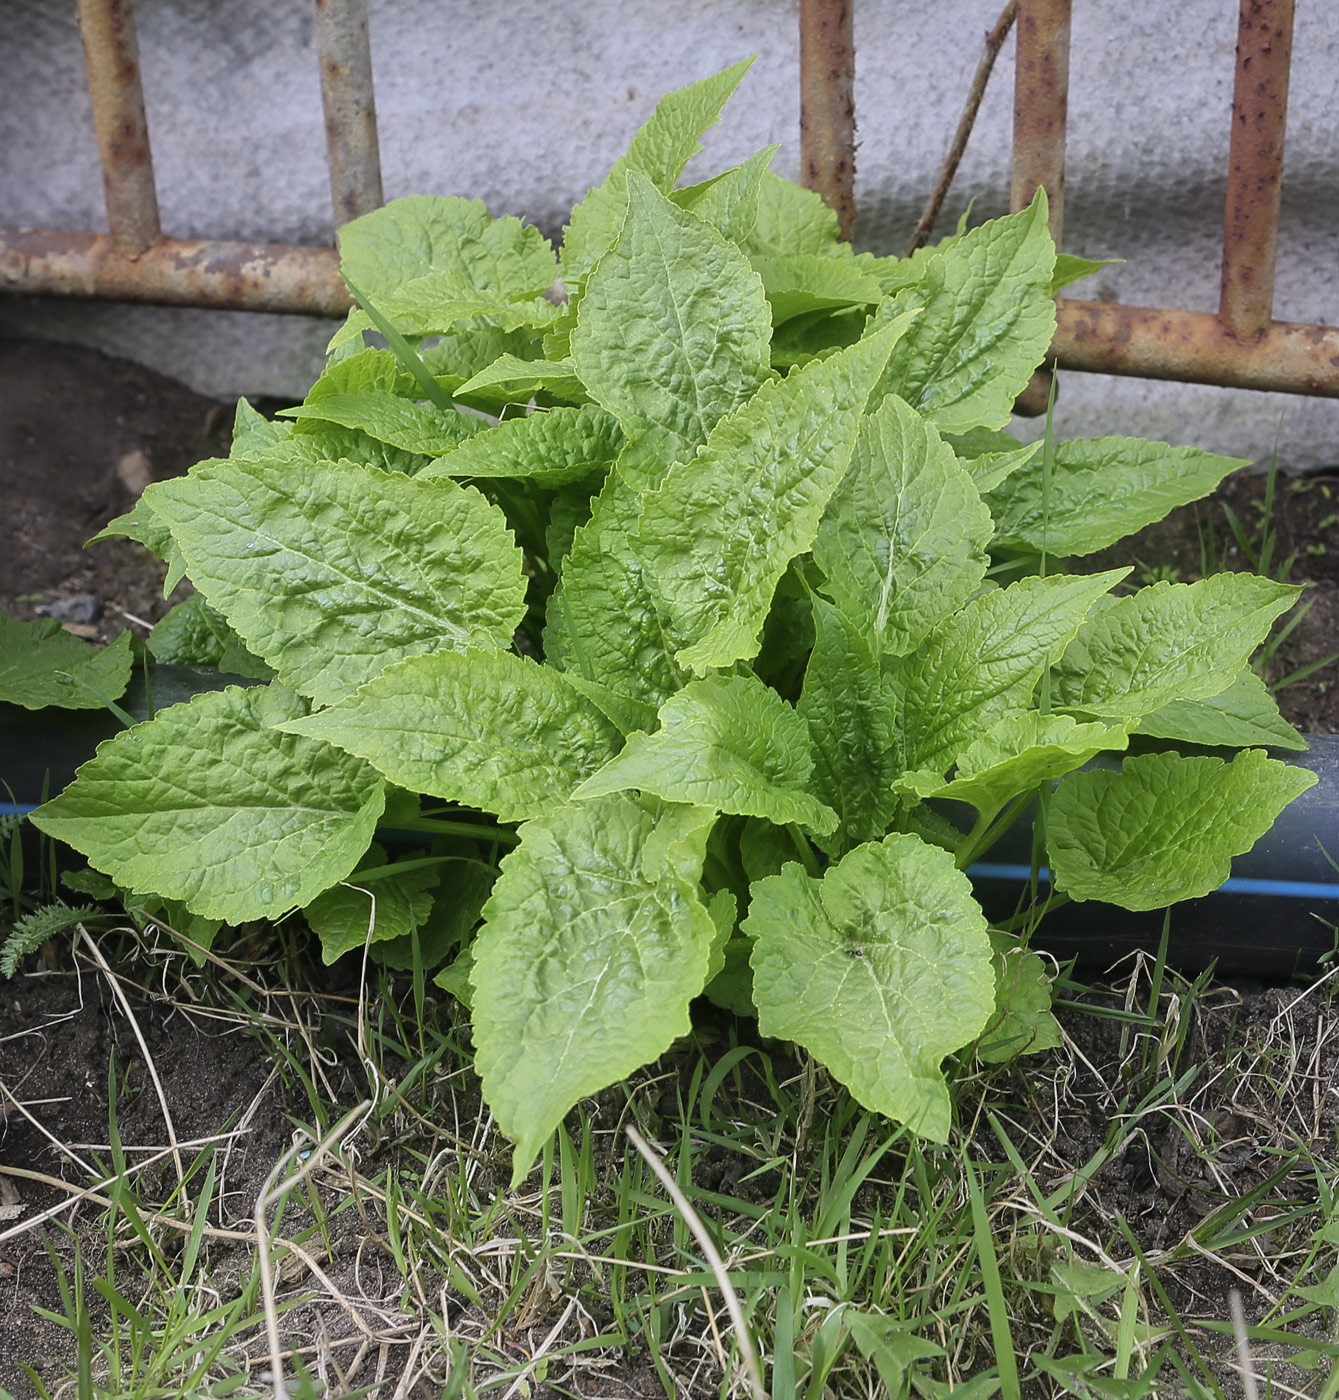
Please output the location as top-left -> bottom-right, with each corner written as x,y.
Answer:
38,592 -> 101,624
60,622 -> 101,639
115,447 -> 154,496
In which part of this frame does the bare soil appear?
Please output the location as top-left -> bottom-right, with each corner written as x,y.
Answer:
1,340 -> 1336,1397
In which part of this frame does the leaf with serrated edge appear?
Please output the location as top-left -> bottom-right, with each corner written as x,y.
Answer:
892,570 -> 1128,774
978,930 -> 1062,1063
0,619 -> 133,711
145,456 -> 526,708
746,834 -> 995,1142
874,193 -> 1056,433
471,793 -> 717,1182
421,405 -> 622,487
574,674 -> 837,833
337,195 -> 558,308
280,394 -> 483,456
744,172 -> 841,258
304,844 -> 440,964
281,649 -> 622,823
1053,574 -> 1301,719
562,60 -> 753,284
672,145 -> 777,244
454,355 -> 587,404
894,712 -> 1131,822
545,469 -> 685,707
986,437 -> 1246,557
798,599 -> 900,854
30,684 -> 385,922
1135,668 -> 1307,751
572,173 -> 771,475
813,393 -> 991,656
752,254 -> 884,325
1049,749 -> 1318,910
639,319 -> 911,674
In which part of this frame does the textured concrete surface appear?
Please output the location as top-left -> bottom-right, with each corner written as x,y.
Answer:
3,0 -> 1337,467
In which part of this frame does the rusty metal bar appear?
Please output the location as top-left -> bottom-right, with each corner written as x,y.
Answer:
312,0 -> 384,228
1054,299 -> 1339,396
75,0 -> 161,257
799,0 -> 856,241
1010,0 -> 1070,243
0,229 -> 350,316
1219,0 -> 1294,339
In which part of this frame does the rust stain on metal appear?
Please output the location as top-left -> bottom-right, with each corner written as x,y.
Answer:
0,229 -> 351,317
1219,0 -> 1294,339
799,0 -> 856,241
313,0 -> 384,229
1010,0 -> 1070,242
1054,298 -> 1339,396
75,0 -> 160,258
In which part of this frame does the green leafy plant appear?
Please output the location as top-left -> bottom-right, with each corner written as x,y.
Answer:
28,60 -> 1316,1180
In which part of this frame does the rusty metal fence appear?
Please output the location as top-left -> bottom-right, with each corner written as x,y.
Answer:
3,0 -> 1337,400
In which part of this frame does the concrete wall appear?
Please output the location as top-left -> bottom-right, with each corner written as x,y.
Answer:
4,0 -> 1338,469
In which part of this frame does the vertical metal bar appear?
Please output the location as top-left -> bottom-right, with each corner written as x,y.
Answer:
312,0 -> 384,229
1219,0 -> 1294,339
799,0 -> 856,242
75,0 -> 161,258
1010,0 -> 1070,244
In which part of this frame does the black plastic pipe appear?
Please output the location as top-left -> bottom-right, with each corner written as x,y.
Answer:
2,669 -> 1335,976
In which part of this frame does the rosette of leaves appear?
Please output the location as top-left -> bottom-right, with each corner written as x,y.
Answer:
34,61 -> 1315,1182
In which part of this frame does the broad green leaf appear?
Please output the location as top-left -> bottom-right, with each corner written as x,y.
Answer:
751,254 -> 883,325
894,712 -> 1130,822
671,144 -> 777,243
545,469 -> 685,707
798,598 -> 900,854
149,593 -> 273,680
304,346 -> 416,400
89,498 -> 187,597
574,673 -> 837,834
743,172 -> 842,258
471,793 -> 717,1181
978,930 -> 1062,1063
562,673 -> 659,738
30,684 -> 385,922
1134,667 -> 1307,751
746,833 -> 995,1142
639,319 -> 910,673
874,193 -> 1056,433
232,397 -> 290,455
813,393 -> 992,656
338,195 -> 559,309
0,619 -> 133,711
280,393 -> 483,456
986,437 -> 1246,557
281,649 -> 622,823
374,272 -> 559,337
958,440 -> 1042,494
562,59 -> 754,283
1053,574 -> 1301,719
454,354 -> 587,404
702,887 -> 740,983
1049,749 -> 1318,910
892,570 -> 1128,773
145,456 -> 527,708
303,843 -> 440,964
422,405 -> 622,487
571,173 -> 771,472
1050,253 -> 1119,296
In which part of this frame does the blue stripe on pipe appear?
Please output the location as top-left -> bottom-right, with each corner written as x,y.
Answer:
967,861 -> 1339,902
1,804 -> 37,816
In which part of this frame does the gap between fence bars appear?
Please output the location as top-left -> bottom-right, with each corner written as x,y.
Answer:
1,0 -> 1336,398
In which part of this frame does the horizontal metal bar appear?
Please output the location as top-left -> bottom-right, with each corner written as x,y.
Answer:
0,229 -> 351,316
312,0 -> 384,228
799,0 -> 856,241
1054,299 -> 1339,396
75,0 -> 160,257
1219,0 -> 1295,339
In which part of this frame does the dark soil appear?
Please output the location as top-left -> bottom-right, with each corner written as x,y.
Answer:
0,340 -> 1336,1396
